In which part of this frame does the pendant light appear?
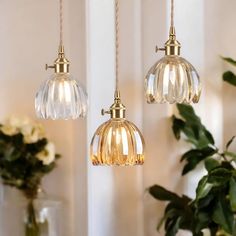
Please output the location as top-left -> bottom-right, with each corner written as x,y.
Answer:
35,0 -> 88,120
90,0 -> 145,166
145,0 -> 201,104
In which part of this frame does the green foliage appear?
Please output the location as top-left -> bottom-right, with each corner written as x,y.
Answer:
222,57 -> 236,67
149,104 -> 236,236
222,57 -> 236,86
172,104 -> 217,175
0,125 -> 60,199
0,117 -> 61,236
149,185 -> 196,235
25,200 -> 39,236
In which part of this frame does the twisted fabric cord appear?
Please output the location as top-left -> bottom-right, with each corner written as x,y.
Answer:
115,0 -> 119,92
171,0 -> 174,27
59,0 -> 63,46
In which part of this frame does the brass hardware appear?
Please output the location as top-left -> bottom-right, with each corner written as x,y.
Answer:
101,109 -> 111,116
101,91 -> 126,119
45,45 -> 70,74
156,26 -> 181,56
45,64 -> 55,70
155,46 -> 165,53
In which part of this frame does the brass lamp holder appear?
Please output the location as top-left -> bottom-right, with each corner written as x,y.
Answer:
101,91 -> 126,119
45,45 -> 70,74
155,26 -> 181,56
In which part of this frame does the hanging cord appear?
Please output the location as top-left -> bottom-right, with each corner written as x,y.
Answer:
170,0 -> 174,28
115,0 -> 119,93
59,0 -> 64,46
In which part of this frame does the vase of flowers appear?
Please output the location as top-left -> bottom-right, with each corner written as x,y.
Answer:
0,116 -> 61,236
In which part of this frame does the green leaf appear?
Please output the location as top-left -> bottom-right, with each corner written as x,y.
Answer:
208,168 -> 232,186
229,178 -> 236,211
224,151 -> 236,160
149,185 -> 180,202
223,71 -> 236,86
226,136 -> 236,150
222,57 -> 236,66
172,116 -> 185,140
209,227 -> 220,236
166,217 -> 181,236
174,104 -> 215,149
212,194 -> 234,234
196,176 -> 213,201
194,211 -> 211,234
157,215 -> 166,231
204,158 -> 220,172
203,129 -> 215,145
4,147 -> 21,162
181,149 -> 203,162
221,161 -> 234,170
196,194 -> 215,209
177,104 -> 201,125
181,147 -> 217,175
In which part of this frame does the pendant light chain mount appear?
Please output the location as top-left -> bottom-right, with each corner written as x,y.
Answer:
101,0 -> 126,119
46,0 -> 70,74
156,0 -> 181,56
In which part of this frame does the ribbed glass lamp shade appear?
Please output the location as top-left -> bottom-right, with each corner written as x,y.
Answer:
35,73 -> 88,120
145,55 -> 201,104
90,118 -> 145,166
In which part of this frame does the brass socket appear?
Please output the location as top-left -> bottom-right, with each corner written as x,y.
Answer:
156,26 -> 181,56
101,91 -> 126,119
45,45 -> 70,74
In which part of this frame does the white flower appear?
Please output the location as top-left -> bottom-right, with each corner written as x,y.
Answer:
1,115 -> 30,135
1,125 -> 18,136
36,142 -> 55,165
1,115 -> 45,143
22,123 -> 45,144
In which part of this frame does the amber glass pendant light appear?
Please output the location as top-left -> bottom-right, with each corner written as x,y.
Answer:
90,0 -> 145,166
145,0 -> 201,104
35,0 -> 88,120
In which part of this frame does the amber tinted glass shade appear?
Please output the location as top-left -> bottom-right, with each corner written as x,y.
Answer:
90,118 -> 145,166
145,55 -> 201,104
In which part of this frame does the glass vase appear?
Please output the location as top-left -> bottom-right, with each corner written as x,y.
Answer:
0,186 -> 62,236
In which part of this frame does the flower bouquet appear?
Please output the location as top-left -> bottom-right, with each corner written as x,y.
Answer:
0,116 -> 60,236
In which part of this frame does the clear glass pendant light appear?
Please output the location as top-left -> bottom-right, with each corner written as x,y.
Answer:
35,0 -> 88,120
90,0 -> 145,166
145,0 -> 201,104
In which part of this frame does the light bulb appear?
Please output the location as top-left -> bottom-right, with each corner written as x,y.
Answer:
145,27 -> 201,104
35,45 -> 88,120
90,92 -> 145,166
35,73 -> 87,120
145,55 -> 201,104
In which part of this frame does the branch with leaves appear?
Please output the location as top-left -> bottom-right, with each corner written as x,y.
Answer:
149,104 -> 236,236
222,57 -> 236,86
0,116 -> 61,236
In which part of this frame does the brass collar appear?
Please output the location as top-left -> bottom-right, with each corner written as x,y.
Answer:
102,91 -> 126,119
165,26 -> 181,56
46,45 -> 70,74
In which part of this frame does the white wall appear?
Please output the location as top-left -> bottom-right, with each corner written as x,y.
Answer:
0,0 -> 87,235
86,1 -> 144,236
0,0 -> 236,236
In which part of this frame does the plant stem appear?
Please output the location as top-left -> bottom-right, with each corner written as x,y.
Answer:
25,200 -> 40,236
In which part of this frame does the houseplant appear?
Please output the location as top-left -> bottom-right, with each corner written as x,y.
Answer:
0,116 -> 60,236
149,57 -> 236,236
